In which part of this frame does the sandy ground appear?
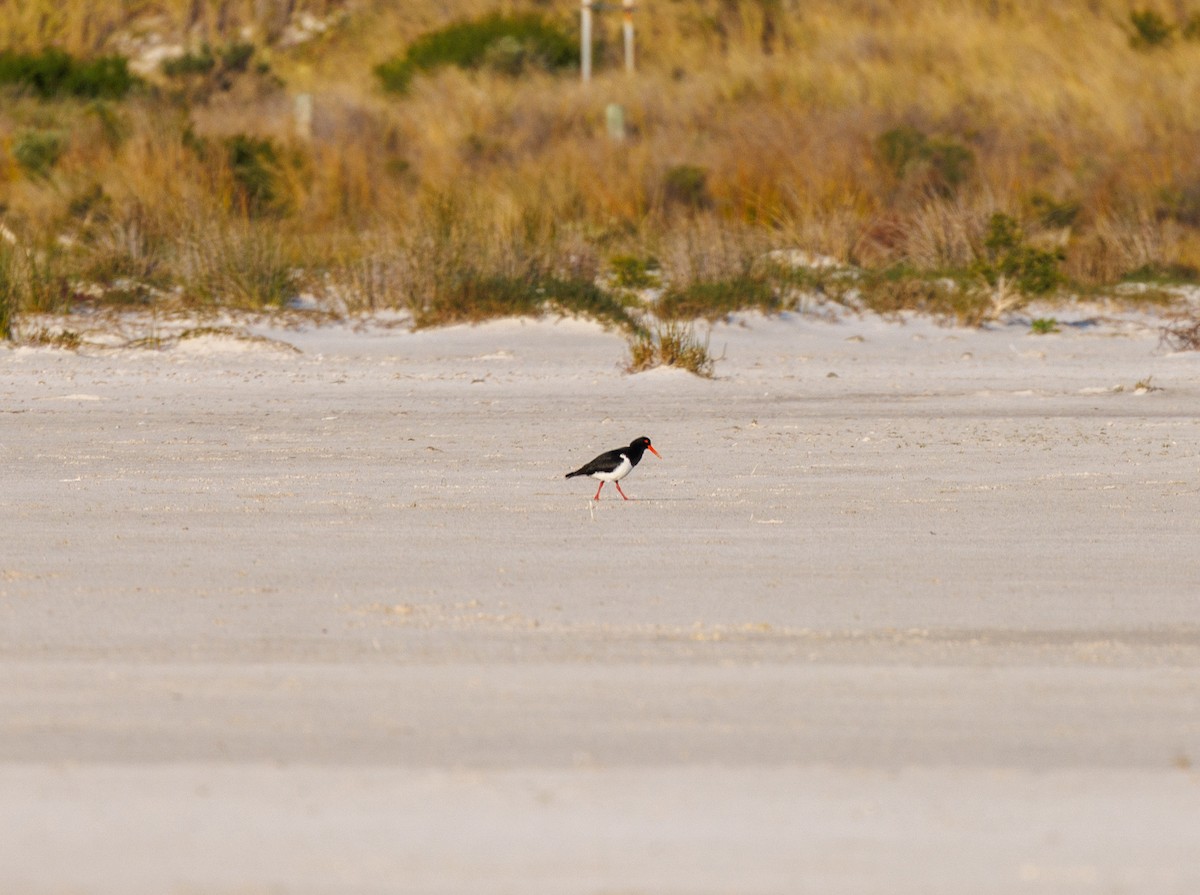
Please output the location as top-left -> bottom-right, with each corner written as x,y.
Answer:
2,306 -> 1200,894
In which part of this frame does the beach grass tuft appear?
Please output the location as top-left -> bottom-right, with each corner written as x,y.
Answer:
627,321 -> 715,377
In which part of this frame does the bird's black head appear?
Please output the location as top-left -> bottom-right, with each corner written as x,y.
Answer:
631,436 -> 661,459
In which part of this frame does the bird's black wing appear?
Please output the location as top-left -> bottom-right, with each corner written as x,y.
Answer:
565,447 -> 625,478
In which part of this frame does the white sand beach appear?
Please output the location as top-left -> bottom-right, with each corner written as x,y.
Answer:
2,306 -> 1199,893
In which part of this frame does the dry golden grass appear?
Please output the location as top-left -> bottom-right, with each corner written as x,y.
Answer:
3,0 -> 1200,330
627,321 -> 715,377
0,0 -> 343,54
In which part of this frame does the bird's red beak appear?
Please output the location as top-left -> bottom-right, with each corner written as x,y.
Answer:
647,444 -> 661,459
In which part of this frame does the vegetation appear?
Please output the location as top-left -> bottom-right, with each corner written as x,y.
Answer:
183,224 -> 298,308
160,41 -> 267,98
13,129 -> 67,178
657,275 -> 781,320
0,48 -> 137,98
222,134 -> 295,217
852,268 -> 986,326
627,321 -> 715,377
1160,315 -> 1200,351
1129,10 -> 1174,48
974,213 -> 1064,298
23,326 -> 83,349
0,244 -> 16,339
662,164 -> 713,211
2,1 -> 1200,343
876,126 -> 975,197
162,42 -> 256,79
375,13 -> 577,92
1123,262 -> 1200,284
412,270 -> 637,329
608,255 -> 661,290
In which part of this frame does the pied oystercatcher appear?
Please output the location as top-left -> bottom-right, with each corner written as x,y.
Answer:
565,436 -> 661,501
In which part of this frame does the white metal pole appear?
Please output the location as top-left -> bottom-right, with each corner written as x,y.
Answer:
622,0 -> 635,74
581,0 -> 593,83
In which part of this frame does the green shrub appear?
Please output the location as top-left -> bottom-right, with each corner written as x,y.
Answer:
609,255 -> 661,289
0,49 -> 136,99
375,13 -> 577,93
162,43 -> 264,98
418,272 -> 539,324
162,46 -> 216,77
541,276 -> 638,329
877,125 -> 929,180
974,213 -> 1063,295
13,129 -> 66,178
163,42 -> 257,78
1030,317 -> 1060,334
876,125 -> 974,196
1122,262 -> 1200,284
856,268 -> 991,325
224,135 -> 293,217
1130,9 -> 1173,48
662,164 -> 713,211
415,271 -> 635,329
923,138 -> 974,194
1029,193 -> 1081,229
1156,183 -> 1200,226
219,42 -> 256,74
983,213 -> 1023,257
482,35 -> 537,76
657,275 -> 780,319
374,59 -> 412,92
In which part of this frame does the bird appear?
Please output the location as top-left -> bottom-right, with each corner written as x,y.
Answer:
565,436 -> 661,501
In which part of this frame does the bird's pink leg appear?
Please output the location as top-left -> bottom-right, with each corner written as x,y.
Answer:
593,481 -> 604,501
615,481 -> 630,500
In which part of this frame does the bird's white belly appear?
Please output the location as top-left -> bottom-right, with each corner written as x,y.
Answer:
592,454 -> 632,482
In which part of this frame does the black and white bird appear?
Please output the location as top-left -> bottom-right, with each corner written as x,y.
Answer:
565,436 -> 661,501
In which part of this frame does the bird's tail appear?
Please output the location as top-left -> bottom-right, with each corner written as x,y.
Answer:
564,469 -> 585,478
